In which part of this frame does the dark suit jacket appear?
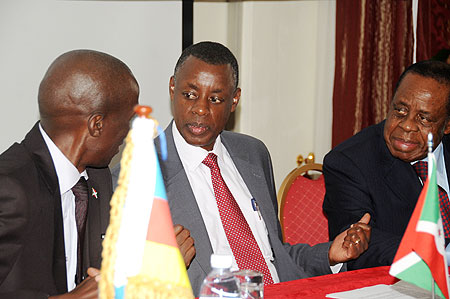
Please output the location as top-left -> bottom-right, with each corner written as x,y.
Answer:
111,121 -> 332,296
323,120 -> 450,270
0,123 -> 112,298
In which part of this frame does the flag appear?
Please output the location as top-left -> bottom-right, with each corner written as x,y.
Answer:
100,106 -> 193,299
389,151 -> 449,299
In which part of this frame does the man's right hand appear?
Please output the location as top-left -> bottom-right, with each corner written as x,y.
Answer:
174,224 -> 196,267
49,267 -> 100,299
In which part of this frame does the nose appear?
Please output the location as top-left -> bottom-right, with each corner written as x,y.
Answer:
191,96 -> 209,116
398,114 -> 419,132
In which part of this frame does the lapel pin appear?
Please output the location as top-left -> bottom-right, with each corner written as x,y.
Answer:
92,187 -> 98,199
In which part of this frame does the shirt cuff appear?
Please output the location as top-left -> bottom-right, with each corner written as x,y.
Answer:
330,263 -> 343,274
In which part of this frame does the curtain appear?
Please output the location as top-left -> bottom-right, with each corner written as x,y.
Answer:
416,0 -> 450,61
332,0 -> 414,148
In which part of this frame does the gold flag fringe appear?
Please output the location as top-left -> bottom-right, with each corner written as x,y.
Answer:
99,131 -> 134,299
126,275 -> 193,299
99,124 -> 194,299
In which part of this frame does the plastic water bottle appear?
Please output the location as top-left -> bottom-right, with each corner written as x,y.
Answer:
199,254 -> 241,298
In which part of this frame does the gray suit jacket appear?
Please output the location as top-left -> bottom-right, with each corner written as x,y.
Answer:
112,121 -> 332,296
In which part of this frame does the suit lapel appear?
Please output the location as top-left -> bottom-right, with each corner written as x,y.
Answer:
221,133 -> 279,239
378,127 -> 422,209
157,122 -> 213,275
84,169 -> 111,271
22,122 -> 68,293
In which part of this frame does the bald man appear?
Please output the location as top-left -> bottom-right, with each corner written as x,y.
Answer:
0,50 -> 139,298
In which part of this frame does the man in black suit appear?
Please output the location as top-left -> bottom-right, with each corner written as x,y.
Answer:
0,50 -> 139,298
323,60 -> 450,270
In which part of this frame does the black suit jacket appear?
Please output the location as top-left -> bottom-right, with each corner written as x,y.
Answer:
323,120 -> 450,270
0,123 -> 112,298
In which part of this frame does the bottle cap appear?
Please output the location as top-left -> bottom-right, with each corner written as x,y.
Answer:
210,254 -> 232,269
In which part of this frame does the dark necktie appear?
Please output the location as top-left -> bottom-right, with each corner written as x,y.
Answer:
202,153 -> 274,284
71,177 -> 89,284
413,161 -> 450,238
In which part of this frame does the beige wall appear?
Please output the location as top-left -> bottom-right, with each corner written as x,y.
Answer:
194,0 -> 335,190
0,0 -> 181,163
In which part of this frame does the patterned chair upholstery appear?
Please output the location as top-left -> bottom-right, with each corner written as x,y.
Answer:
277,163 -> 328,245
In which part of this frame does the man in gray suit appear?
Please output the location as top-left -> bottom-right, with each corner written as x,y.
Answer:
113,41 -> 371,296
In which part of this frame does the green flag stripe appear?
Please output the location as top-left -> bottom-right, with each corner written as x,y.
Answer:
395,258 -> 446,298
420,157 -> 439,223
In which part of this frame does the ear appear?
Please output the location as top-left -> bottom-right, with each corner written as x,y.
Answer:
88,114 -> 104,137
169,76 -> 175,101
444,120 -> 450,135
230,88 -> 241,113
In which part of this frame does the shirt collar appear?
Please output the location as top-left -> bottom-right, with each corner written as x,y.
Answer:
39,123 -> 88,195
413,141 -> 448,190
416,141 -> 443,164
172,122 -> 225,170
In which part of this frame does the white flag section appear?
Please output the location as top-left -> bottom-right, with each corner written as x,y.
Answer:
113,117 -> 157,288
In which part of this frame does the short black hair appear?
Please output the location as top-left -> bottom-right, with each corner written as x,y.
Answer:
431,49 -> 450,63
173,41 -> 239,89
394,60 -> 450,117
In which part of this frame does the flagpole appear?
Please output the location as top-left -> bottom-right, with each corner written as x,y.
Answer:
432,281 -> 435,299
428,132 -> 437,299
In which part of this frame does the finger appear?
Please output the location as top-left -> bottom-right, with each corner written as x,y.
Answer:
179,236 -> 194,251
351,224 -> 371,244
348,241 -> 361,257
173,224 -> 183,235
346,234 -> 365,255
181,240 -> 196,267
358,213 -> 371,224
179,236 -> 194,254
351,232 -> 369,253
87,267 -> 100,277
341,238 -> 351,250
185,246 -> 196,266
353,223 -> 371,231
345,232 -> 363,248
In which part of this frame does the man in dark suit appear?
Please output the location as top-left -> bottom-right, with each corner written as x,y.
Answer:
112,41 -> 371,296
0,50 -> 139,298
323,60 -> 450,270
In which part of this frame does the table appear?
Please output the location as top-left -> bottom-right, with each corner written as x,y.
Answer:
264,266 -> 398,298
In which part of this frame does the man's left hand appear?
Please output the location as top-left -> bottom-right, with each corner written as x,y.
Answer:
328,213 -> 371,266
174,224 -> 196,267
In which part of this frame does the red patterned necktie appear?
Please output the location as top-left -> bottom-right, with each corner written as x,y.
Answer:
71,177 -> 89,284
413,161 -> 450,238
202,153 -> 274,285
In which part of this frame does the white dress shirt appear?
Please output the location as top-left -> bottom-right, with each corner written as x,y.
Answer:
414,142 -> 450,195
172,125 -> 281,283
39,124 -> 88,291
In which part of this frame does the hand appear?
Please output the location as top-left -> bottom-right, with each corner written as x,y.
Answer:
49,267 -> 100,299
328,213 -> 371,266
174,224 -> 196,267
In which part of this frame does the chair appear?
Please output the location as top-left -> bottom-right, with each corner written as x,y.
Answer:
277,161 -> 328,245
